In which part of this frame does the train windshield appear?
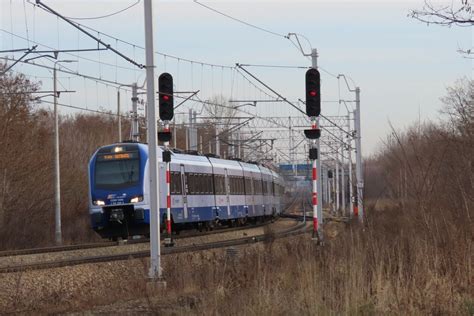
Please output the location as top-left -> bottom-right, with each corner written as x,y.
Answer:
95,151 -> 140,189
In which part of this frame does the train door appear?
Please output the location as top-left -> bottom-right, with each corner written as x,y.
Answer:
180,164 -> 188,220
224,168 -> 231,217
249,173 -> 255,215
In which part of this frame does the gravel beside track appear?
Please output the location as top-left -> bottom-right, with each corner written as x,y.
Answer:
0,218 -> 300,273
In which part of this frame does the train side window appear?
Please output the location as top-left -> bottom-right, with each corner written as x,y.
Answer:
230,176 -> 235,195
187,173 -> 193,195
254,179 -> 261,195
210,174 -> 213,194
177,172 -> 183,194
198,174 -> 204,194
196,174 -> 200,195
170,172 -> 176,194
190,173 -> 196,195
216,175 -> 220,195
185,173 -> 190,194
202,174 -> 208,194
217,175 -> 222,195
223,175 -> 227,195
206,174 -> 211,194
177,173 -> 183,194
171,172 -> 181,195
214,174 -> 222,195
203,174 -> 208,194
194,174 -> 200,194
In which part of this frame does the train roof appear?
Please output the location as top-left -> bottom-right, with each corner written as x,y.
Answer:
94,143 -> 281,176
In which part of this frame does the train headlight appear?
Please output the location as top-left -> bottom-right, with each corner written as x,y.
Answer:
93,200 -> 105,206
130,195 -> 144,203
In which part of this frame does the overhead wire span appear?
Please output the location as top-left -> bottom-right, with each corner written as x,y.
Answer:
192,0 -> 312,60
236,64 -> 305,115
193,0 -> 287,39
34,99 -> 130,117
238,63 -> 309,69
234,67 -> 277,101
22,0 -> 30,46
1,56 -> 133,89
38,16 -> 234,69
319,66 -> 339,79
0,29 -> 139,71
34,0 -> 145,69
64,0 -> 140,20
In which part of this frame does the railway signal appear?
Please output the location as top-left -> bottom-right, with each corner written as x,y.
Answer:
303,51 -> 322,243
305,68 -> 321,117
158,72 -> 174,121
158,72 -> 174,247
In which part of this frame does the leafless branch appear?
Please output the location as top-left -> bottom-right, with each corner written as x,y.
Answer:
409,0 -> 473,27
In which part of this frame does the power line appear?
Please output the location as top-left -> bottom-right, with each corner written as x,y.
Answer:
35,98 -> 130,117
238,63 -> 309,69
0,29 -> 139,72
22,0 -> 30,45
64,0 -> 141,20
34,0 -> 144,69
193,0 -> 288,39
319,66 -> 339,79
1,56 -> 133,89
192,1 -> 317,61
21,2 -> 236,72
53,19 -> 235,69
236,64 -> 305,115
234,67 -> 278,101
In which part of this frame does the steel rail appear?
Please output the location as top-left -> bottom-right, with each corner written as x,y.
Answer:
0,220 -> 274,259
0,196 -> 299,259
0,219 -> 306,273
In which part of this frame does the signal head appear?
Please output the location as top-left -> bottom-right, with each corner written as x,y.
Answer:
305,68 -> 321,117
158,72 -> 174,121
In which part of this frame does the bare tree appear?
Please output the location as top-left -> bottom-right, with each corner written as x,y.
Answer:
202,95 -> 237,156
202,95 -> 237,128
410,0 -> 473,56
440,77 -> 473,138
410,0 -> 473,26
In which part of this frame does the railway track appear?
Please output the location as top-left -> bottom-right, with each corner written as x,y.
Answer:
0,218 -> 306,273
0,221 -> 270,259
281,197 -> 350,223
0,196 -> 301,259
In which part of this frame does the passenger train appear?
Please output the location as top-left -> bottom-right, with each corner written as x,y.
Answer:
88,142 -> 285,239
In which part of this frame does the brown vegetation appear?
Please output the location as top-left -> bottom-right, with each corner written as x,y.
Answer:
1,217 -> 472,314
0,65 -> 237,250
0,65 -> 472,314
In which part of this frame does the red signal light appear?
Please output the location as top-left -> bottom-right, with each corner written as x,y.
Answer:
162,95 -> 170,101
309,90 -> 317,97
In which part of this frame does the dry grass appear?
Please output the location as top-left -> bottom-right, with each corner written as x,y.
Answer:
3,201 -> 471,315
173,205 -> 473,315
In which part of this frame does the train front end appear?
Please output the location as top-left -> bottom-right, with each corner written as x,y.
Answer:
88,143 -> 149,239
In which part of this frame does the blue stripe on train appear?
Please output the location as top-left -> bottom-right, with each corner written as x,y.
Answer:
142,204 -> 270,224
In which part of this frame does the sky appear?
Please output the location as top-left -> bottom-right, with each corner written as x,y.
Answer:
1,0 -> 472,160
